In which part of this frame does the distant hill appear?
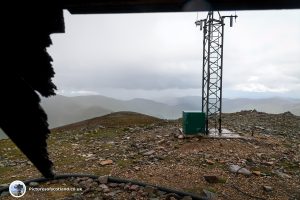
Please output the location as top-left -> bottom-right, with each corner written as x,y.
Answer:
71,96 -> 181,118
222,97 -> 300,114
157,96 -> 300,115
167,96 -> 300,115
1,95 -> 299,139
123,98 -> 181,119
2,94 -> 300,132
41,95 -> 181,128
52,111 -> 162,132
41,95 -> 112,128
41,95 -> 300,129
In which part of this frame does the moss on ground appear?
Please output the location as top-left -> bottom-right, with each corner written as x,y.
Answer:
116,159 -> 133,169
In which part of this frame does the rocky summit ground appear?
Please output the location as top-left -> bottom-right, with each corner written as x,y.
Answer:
0,111 -> 299,200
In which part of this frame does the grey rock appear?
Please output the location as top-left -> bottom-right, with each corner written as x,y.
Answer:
103,188 -> 110,193
144,186 -> 157,194
29,182 -> 39,187
165,193 -> 181,200
108,183 -> 119,188
27,161 -> 32,165
178,135 -> 184,139
203,189 -> 217,200
85,178 -> 94,184
157,190 -> 166,196
273,170 -> 292,179
106,191 -> 117,197
98,176 -> 108,184
115,190 -> 122,194
124,183 -> 131,190
130,191 -> 138,198
79,179 -> 96,190
263,186 -> 273,192
99,184 -> 109,190
229,164 -> 251,176
148,192 -> 157,198
143,150 -> 155,156
70,193 -> 84,200
129,185 -> 139,191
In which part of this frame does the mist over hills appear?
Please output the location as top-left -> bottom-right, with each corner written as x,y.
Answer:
41,95 -> 181,128
222,98 -> 300,114
41,95 -> 300,128
0,95 -> 299,139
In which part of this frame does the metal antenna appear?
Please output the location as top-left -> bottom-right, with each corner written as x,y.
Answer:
195,11 -> 237,135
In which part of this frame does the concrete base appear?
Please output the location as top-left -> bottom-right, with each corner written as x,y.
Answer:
206,128 -> 242,139
179,128 -> 243,139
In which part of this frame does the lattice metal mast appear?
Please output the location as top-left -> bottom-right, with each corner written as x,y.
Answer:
195,11 -> 237,134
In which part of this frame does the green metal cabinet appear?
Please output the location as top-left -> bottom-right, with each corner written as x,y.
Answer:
182,111 -> 206,134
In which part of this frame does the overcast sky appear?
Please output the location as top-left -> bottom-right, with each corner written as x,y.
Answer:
48,9 -> 300,100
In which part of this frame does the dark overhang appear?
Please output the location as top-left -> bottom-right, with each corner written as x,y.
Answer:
63,0 -> 300,14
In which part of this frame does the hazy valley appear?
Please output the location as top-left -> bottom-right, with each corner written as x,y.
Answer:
0,95 -> 299,139
42,95 -> 300,128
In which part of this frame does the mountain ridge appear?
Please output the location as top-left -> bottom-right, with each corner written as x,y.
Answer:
42,95 -> 300,128
0,95 -> 299,139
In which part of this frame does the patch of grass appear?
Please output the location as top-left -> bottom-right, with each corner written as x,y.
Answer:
56,154 -> 84,165
0,139 -> 14,149
96,129 -> 122,139
183,183 -> 219,196
100,143 -> 113,149
218,177 -> 227,184
0,167 -> 10,177
116,159 -> 133,169
250,166 -> 272,175
205,187 -> 218,193
123,127 -> 130,132
283,142 -> 294,149
213,162 -> 228,171
185,187 -> 203,195
0,141 -> 26,159
92,167 -> 113,175
0,167 -> 11,184
0,167 -> 36,183
278,160 -> 300,171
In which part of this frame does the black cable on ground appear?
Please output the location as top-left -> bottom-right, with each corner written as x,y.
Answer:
226,167 -> 267,200
229,184 -> 266,200
0,174 -> 208,200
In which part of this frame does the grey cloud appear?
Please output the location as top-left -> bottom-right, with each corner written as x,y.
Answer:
53,61 -> 202,90
48,10 -> 300,99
